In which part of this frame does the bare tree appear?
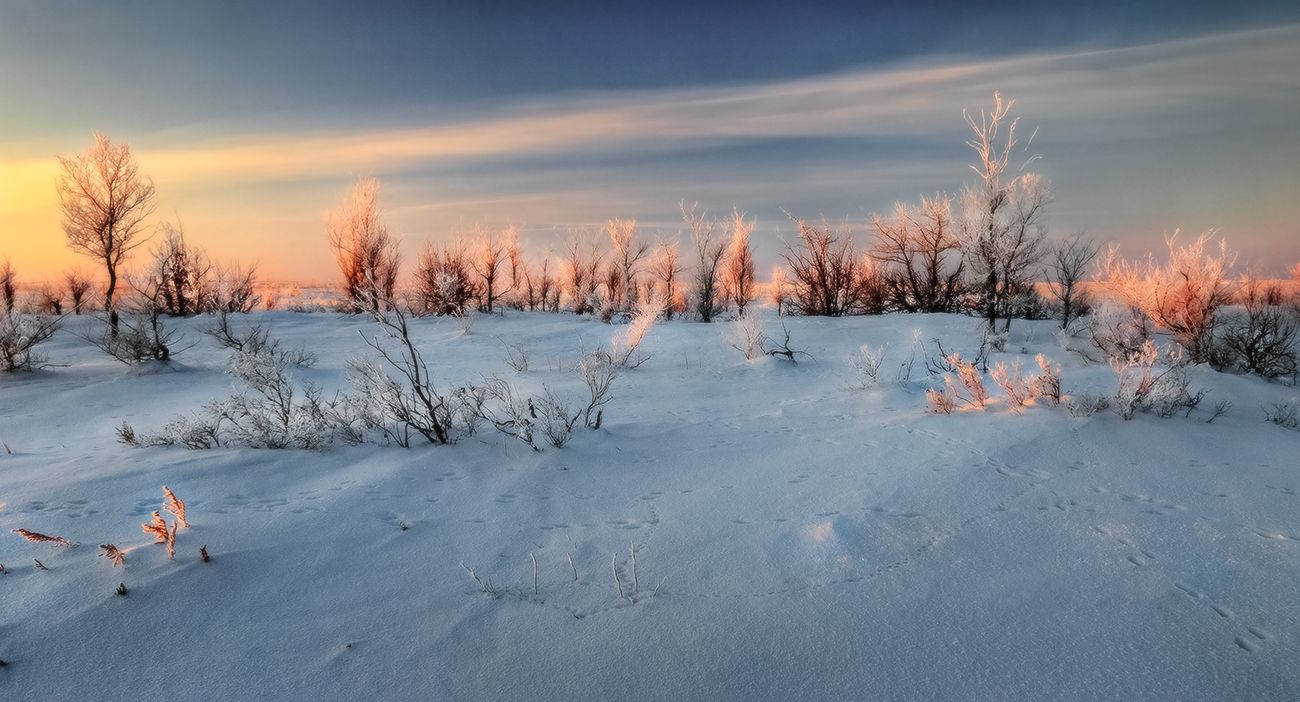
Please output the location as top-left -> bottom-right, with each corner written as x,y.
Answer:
781,216 -> 879,316
0,260 -> 15,313
607,219 -> 649,312
327,178 -> 400,314
870,195 -> 964,313
504,226 -> 524,309
958,94 -> 1050,332
1221,276 -> 1299,379
0,310 -> 61,373
562,232 -> 603,315
684,202 -> 727,322
65,270 -> 93,315
471,226 -> 515,313
1047,233 -> 1100,330
145,224 -> 212,317
651,239 -> 685,320
56,133 -> 156,336
724,209 -> 757,315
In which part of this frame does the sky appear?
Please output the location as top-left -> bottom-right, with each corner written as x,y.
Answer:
1,0 -> 1298,281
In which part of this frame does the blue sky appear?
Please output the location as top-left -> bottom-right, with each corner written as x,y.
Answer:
2,0 -> 1298,279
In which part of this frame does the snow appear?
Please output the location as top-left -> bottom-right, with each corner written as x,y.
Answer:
1,308 -> 1297,700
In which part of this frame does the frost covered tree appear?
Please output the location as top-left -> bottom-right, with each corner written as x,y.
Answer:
327,178 -> 400,314
724,209 -> 757,315
958,94 -> 1050,332
651,239 -> 685,319
562,233 -> 603,315
684,202 -> 727,322
607,219 -> 649,312
57,132 -> 157,336
870,195 -> 964,313
1104,232 -> 1235,363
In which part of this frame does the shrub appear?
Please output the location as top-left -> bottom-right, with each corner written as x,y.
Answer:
611,293 -> 663,368
1109,341 -> 1205,420
1218,278 -> 1299,379
848,345 -> 887,388
870,195 -> 964,313
782,217 -> 882,316
1104,232 -> 1235,363
0,311 -> 61,372
413,242 -> 480,317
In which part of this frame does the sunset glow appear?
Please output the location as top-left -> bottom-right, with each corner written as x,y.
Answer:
2,6 -> 1298,280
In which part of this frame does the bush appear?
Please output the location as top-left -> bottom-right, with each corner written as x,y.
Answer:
1109,341 -> 1205,420
0,311 -> 61,372
1218,278 -> 1298,380
1104,232 -> 1235,363
782,217 -> 884,316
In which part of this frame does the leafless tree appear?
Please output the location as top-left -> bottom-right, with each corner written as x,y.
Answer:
1047,233 -> 1100,330
212,262 -> 259,313
327,178 -> 400,314
145,224 -> 213,317
870,195 -> 964,313
724,209 -> 757,315
607,218 -> 650,312
38,287 -> 63,316
56,133 -> 156,336
1219,276 -> 1298,379
684,202 -> 728,322
957,94 -> 1051,332
562,232 -> 603,315
64,270 -> 93,314
781,216 -> 880,316
651,239 -> 685,320
472,226 -> 515,313
0,260 -> 15,313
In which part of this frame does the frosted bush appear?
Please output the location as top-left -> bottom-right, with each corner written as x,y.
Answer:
848,344 -> 887,388
725,313 -> 765,360
611,292 -> 663,368
1109,341 -> 1204,420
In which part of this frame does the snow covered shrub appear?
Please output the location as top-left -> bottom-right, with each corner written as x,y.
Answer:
1104,232 -> 1235,363
725,312 -> 765,360
205,311 -> 316,367
577,349 -> 616,429
1088,302 -> 1151,360
611,292 -> 663,368
1030,354 -> 1062,405
1265,400 -> 1298,429
0,310 -> 61,372
208,347 -> 338,448
990,361 -> 1031,408
1109,341 -> 1205,420
1218,278 -> 1299,380
926,383 -> 957,414
1067,394 -> 1110,417
83,307 -> 184,364
413,243 -> 479,317
683,202 -> 728,322
503,341 -> 529,373
949,353 -> 987,407
848,344 -> 887,388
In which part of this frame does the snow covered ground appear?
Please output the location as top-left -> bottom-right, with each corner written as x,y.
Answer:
1,308 -> 1297,701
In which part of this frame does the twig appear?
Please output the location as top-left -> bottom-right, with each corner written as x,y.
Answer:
529,552 -> 538,596
33,559 -> 48,571
566,552 -> 578,581
612,553 -> 625,600
630,542 -> 639,593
